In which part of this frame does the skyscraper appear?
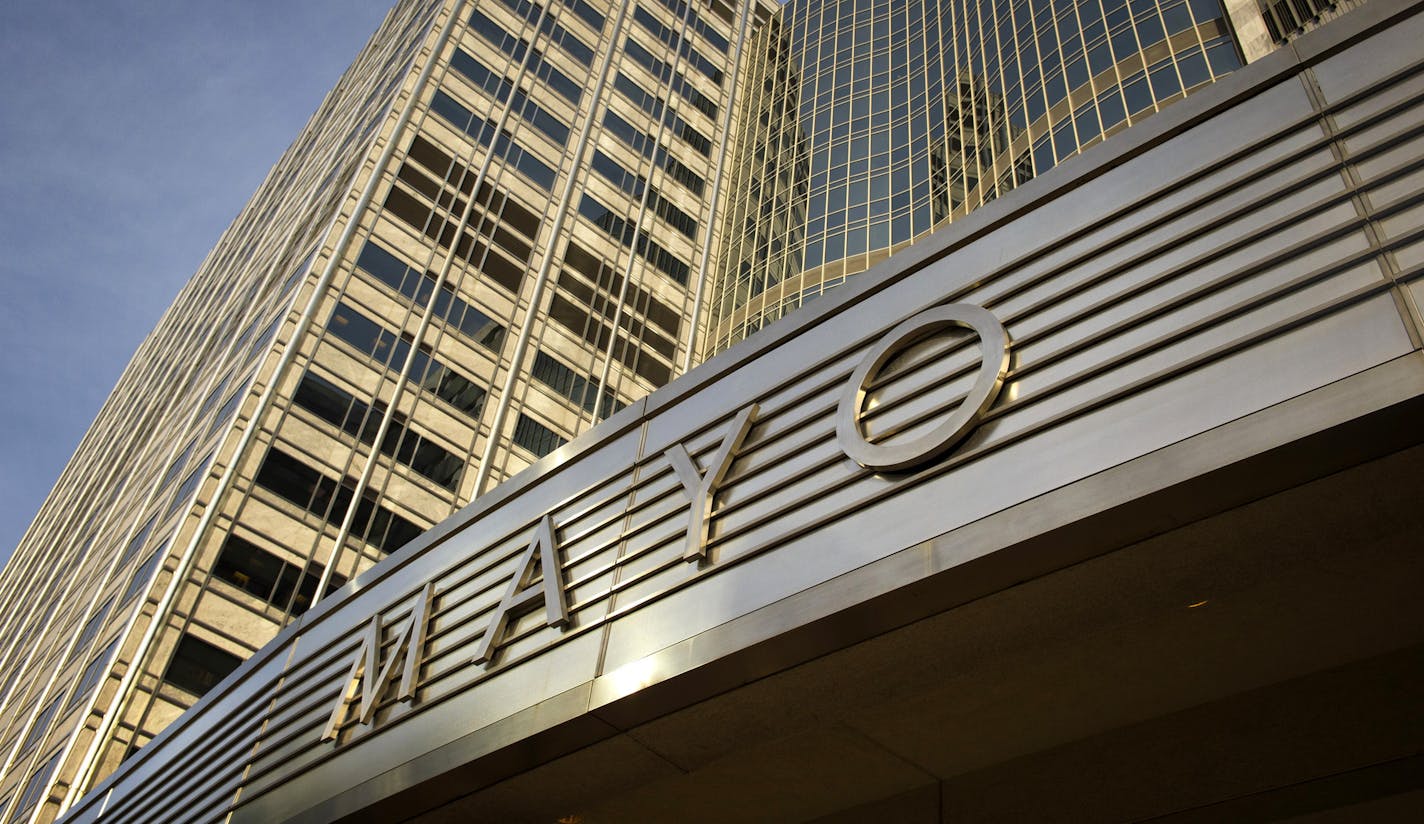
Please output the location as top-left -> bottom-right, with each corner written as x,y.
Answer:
0,0 -> 1302,820
709,0 -> 1250,349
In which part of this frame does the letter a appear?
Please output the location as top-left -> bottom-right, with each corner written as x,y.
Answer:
322,582 -> 436,742
664,403 -> 758,562
473,515 -> 568,666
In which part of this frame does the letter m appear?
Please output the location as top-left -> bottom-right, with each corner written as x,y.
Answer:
321,582 -> 435,742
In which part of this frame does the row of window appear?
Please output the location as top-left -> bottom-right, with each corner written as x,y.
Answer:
532,350 -> 625,420
241,310 -> 286,369
469,7 -> 534,65
72,599 -> 112,658
651,0 -> 731,53
8,590 -> 70,703
392,160 -> 534,264
578,195 -> 691,285
404,135 -> 543,243
159,440 -> 197,492
448,49 -> 570,147
326,302 -> 488,421
1027,37 -> 1234,169
589,150 -> 698,239
1261,0 -> 1332,43
293,371 -> 464,491
396,136 -> 539,296
163,459 -> 210,523
527,43 -> 584,104
116,515 -> 165,571
356,240 -> 507,352
623,38 -> 720,121
466,8 -> 584,105
196,376 -> 233,431
430,90 -> 557,191
600,111 -> 708,198
12,598 -> 59,671
564,241 -> 682,338
2,603 -> 121,814
12,750 -> 58,823
213,534 -> 347,617
17,697 -> 58,756
612,73 -> 713,156
382,184 -> 530,296
121,550 -> 163,607
152,434 -> 212,528
205,383 -> 247,442
556,0 -> 606,32
547,288 -> 673,386
556,268 -> 679,362
65,639 -> 118,723
632,6 -> 724,86
254,447 -> 423,553
497,0 -> 596,65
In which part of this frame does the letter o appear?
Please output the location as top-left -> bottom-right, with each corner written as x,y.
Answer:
836,304 -> 1010,472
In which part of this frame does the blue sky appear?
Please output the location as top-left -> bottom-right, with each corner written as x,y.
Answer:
0,1 -> 396,565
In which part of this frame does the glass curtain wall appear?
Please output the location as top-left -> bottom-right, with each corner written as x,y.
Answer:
708,0 -> 1243,353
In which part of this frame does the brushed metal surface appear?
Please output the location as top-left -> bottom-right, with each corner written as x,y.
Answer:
836,305 -> 1010,472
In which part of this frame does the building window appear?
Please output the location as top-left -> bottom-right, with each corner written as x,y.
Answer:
73,599 -> 112,652
163,634 -> 243,698
120,551 -> 163,606
212,534 -> 347,615
254,447 -> 423,552
578,194 -> 691,284
612,73 -> 712,155
355,240 -> 507,351
560,0 -> 605,32
159,440 -> 196,490
429,91 -> 557,191
588,147 -> 702,239
498,0 -> 596,65
293,371 -> 464,491
13,751 -> 60,821
547,291 -> 674,387
18,697 -> 59,756
651,0 -> 728,52
206,386 -> 246,437
513,414 -> 567,458
448,48 -> 514,103
528,46 -> 582,103
117,515 -> 156,568
448,50 -> 570,146
325,302 -> 488,421
67,639 -> 119,710
533,351 -> 624,419
164,459 -> 210,521
631,7 -> 724,86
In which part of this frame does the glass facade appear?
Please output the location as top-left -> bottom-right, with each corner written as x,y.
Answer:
708,0 -> 1244,351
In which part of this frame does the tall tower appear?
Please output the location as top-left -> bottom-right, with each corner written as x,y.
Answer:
0,0 -> 762,820
0,0 -> 1306,820
706,0 -> 1253,352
